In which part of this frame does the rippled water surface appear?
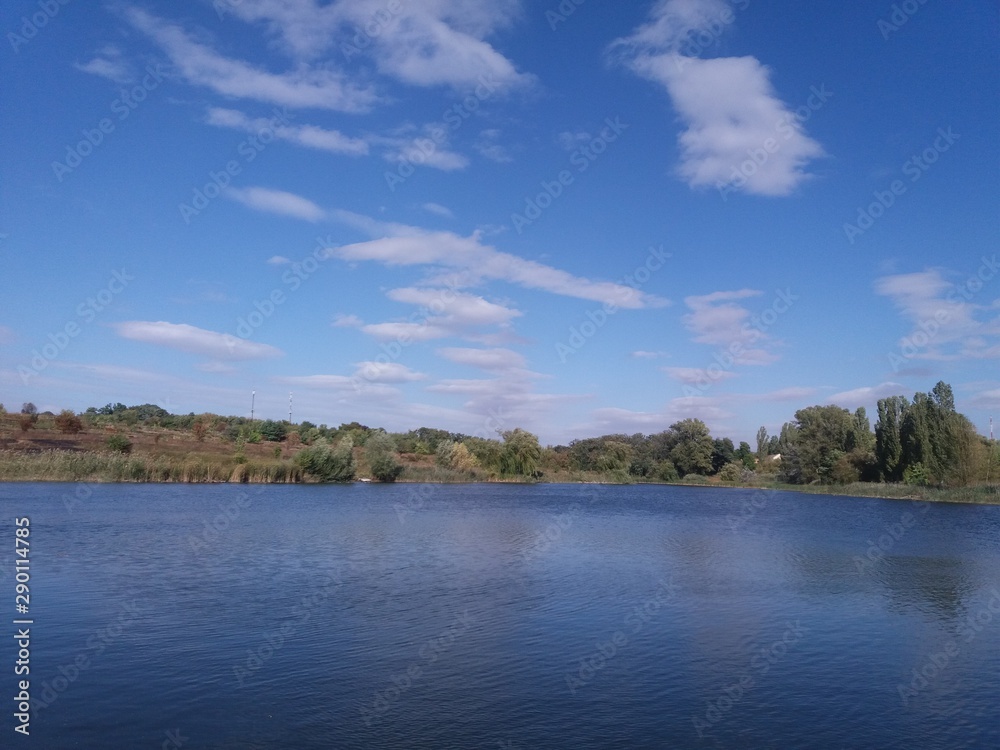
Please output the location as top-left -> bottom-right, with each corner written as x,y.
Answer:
1,482 -> 998,749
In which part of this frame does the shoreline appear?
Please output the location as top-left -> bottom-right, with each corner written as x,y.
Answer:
1,472 -> 997,506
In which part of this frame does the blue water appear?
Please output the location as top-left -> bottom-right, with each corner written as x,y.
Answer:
1,482 -> 998,749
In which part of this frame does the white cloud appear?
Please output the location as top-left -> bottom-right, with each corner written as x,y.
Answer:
114,321 -> 283,361
380,128 -> 469,171
422,202 -> 455,219
682,289 -> 779,364
612,0 -> 824,196
387,287 -> 521,327
360,322 -> 452,342
352,361 -> 426,383
267,255 -> 292,265
663,366 -> 737,385
330,211 -> 668,309
631,350 -> 666,359
475,129 -> 513,163
828,382 -> 906,410
214,0 -> 531,91
332,313 -> 363,328
126,7 -> 377,112
875,268 -> 1000,361
437,347 -> 527,371
206,107 -> 369,156
75,46 -> 132,83
227,187 -> 327,222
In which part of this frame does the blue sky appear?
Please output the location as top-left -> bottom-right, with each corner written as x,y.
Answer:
1,0 -> 998,446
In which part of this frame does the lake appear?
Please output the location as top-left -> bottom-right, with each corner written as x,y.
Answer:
1,482 -> 998,749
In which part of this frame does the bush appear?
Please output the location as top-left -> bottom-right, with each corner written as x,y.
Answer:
17,414 -> 36,433
258,420 -> 287,442
106,435 -> 133,454
903,462 -> 931,487
294,437 -> 355,482
54,410 -> 84,434
718,462 -> 743,483
656,461 -> 679,482
365,433 -> 403,482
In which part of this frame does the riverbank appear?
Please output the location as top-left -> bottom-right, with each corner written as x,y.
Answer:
1,449 -> 997,505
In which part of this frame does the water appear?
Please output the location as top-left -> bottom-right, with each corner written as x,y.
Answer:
1,482 -> 998,749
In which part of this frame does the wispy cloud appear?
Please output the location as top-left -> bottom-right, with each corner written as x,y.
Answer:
75,46 -> 132,83
226,186 -> 327,222
875,267 -> 1000,361
422,202 -> 455,219
330,210 -> 668,309
206,107 -> 369,156
126,7 -> 377,112
828,382 -> 905,410
113,321 -> 282,361
611,0 -> 824,196
682,289 -> 779,364
212,0 -> 531,90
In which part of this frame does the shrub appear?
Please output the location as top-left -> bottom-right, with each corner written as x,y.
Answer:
294,437 -> 355,482
258,420 -> 287,442
656,461 -> 679,482
106,435 -> 133,454
55,410 -> 84,434
904,462 -> 931,487
718,462 -> 743,483
365,433 -> 403,482
17,414 -> 36,433
192,420 -> 208,442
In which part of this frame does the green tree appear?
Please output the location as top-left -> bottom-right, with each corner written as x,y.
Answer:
499,429 -> 542,478
711,437 -> 736,474
257,419 -> 287,442
736,441 -> 755,469
294,437 -> 356,482
755,426 -> 769,461
668,419 -> 714,476
783,405 -> 853,484
365,432 -> 403,482
875,395 -> 906,482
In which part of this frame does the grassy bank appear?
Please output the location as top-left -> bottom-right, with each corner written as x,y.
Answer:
2,448 -> 997,505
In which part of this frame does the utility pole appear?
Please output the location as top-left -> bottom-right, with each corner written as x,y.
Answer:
288,392 -> 293,423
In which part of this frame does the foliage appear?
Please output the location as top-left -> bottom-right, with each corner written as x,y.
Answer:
17,415 -> 36,433
106,434 -> 133,454
781,405 -> 856,484
54,409 -> 84,434
903,462 -> 931,487
436,441 -> 479,473
365,432 -> 403,482
499,429 -> 542,478
718,462 -> 743,483
257,419 -> 287,442
668,419 -> 714,476
21,403 -> 38,415
294,437 -> 355,482
192,420 -> 208,442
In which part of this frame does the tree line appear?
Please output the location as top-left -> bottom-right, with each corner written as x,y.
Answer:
2,381 -> 994,486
